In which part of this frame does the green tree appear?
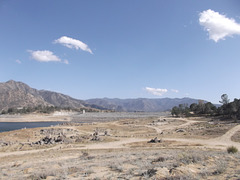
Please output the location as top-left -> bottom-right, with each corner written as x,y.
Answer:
219,94 -> 230,105
204,102 -> 216,115
171,106 -> 180,117
190,103 -> 198,112
7,108 -> 14,114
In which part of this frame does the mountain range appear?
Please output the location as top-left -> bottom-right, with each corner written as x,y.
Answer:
86,98 -> 202,112
0,80 -> 204,112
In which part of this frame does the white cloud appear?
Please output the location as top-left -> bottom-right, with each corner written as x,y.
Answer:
145,87 -> 168,96
16,59 -> 21,64
171,89 -> 179,93
54,36 -> 93,54
199,9 -> 240,42
28,50 -> 61,62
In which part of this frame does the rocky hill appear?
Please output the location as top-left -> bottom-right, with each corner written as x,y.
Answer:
0,80 -> 90,111
86,97 -> 204,112
0,80 -> 50,110
39,90 -> 86,108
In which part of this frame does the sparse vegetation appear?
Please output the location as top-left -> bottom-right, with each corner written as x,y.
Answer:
177,152 -> 203,164
1,112 -> 240,179
1,149 -> 238,179
171,101 -> 216,117
227,146 -> 238,154
171,94 -> 240,121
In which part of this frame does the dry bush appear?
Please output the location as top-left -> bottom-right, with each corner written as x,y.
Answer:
212,161 -> 226,175
109,162 -> 123,172
177,152 -> 203,165
227,146 -> 238,154
141,168 -> 157,178
30,169 -> 57,180
152,156 -> 165,163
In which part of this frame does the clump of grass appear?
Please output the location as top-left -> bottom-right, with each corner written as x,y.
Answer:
212,161 -> 226,175
81,150 -> 89,157
178,152 -> 202,164
227,146 -> 238,154
83,169 -> 94,177
31,169 -> 57,180
109,162 -> 123,172
141,168 -> 157,178
152,156 -> 165,163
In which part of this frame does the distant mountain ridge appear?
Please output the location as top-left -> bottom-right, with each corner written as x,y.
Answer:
86,97 -> 204,112
0,80 -> 205,112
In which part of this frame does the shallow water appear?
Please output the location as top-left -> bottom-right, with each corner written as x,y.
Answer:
0,121 -> 62,133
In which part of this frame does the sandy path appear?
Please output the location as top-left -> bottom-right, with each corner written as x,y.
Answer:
214,124 -> 240,142
165,124 -> 240,150
71,138 -> 147,150
122,117 -> 240,150
0,138 -> 148,158
87,120 -> 240,150
0,144 -> 61,158
144,117 -> 201,134
144,125 -> 163,133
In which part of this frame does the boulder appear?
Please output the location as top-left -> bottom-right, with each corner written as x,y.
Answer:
176,129 -> 185,133
148,137 -> 162,143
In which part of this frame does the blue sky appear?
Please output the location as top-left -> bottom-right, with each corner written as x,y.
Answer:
1,0 -> 240,103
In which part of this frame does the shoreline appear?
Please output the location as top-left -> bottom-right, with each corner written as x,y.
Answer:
0,114 -> 71,122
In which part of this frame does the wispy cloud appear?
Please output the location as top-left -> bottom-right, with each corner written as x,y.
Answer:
54,36 -> 93,54
171,89 -> 179,93
145,87 -> 168,96
199,9 -> 240,42
16,59 -> 22,64
28,50 -> 64,63
63,60 -> 69,65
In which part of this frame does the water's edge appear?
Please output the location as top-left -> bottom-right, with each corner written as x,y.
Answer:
0,121 -> 62,133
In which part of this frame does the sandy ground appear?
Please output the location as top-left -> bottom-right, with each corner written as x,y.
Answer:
0,113 -> 240,179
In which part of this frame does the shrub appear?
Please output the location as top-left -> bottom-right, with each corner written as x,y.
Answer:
227,146 -> 238,154
178,152 -> 202,164
142,168 -> 157,178
212,161 -> 226,175
152,156 -> 165,163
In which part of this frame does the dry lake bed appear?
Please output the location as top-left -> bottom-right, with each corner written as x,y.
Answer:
0,112 -> 240,179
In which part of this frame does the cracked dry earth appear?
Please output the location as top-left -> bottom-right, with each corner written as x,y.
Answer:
1,114 -> 240,179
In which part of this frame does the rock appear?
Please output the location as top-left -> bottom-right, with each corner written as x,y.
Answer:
156,167 -> 169,178
148,137 -> 162,143
91,135 -> 100,141
176,129 -> 185,133
34,134 -> 65,145
93,132 -> 98,136
55,136 -> 64,142
104,130 -> 108,136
